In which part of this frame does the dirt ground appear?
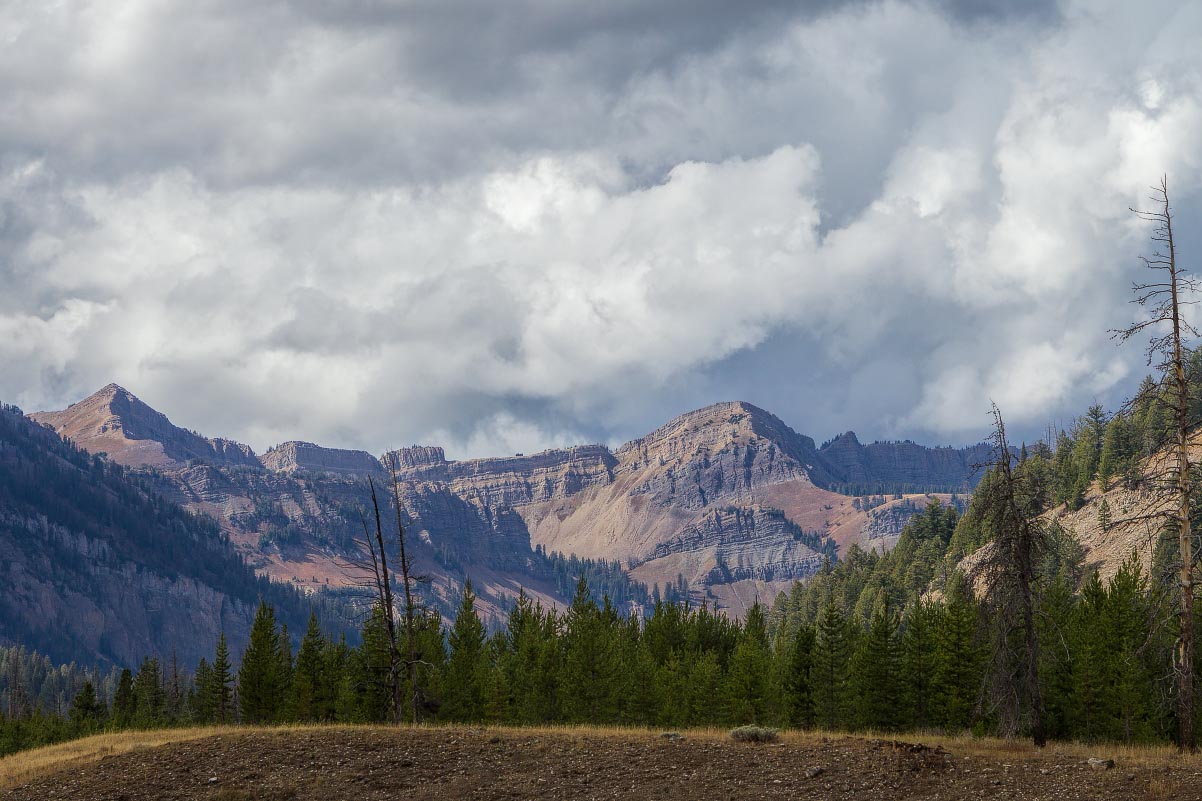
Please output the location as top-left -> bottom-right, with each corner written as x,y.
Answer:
5,726 -> 1202,801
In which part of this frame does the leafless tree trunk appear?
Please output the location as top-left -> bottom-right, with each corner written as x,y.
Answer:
385,453 -> 425,723
1114,176 -> 1198,753
979,404 -> 1047,747
366,478 -> 404,723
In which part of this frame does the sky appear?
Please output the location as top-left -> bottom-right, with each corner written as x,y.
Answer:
2,0 -> 1202,459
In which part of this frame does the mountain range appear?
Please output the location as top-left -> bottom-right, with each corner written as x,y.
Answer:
15,385 -> 990,644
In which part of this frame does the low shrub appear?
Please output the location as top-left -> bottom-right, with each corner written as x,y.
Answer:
730,725 -> 779,744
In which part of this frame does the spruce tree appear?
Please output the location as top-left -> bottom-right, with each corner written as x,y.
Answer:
932,577 -> 981,731
292,614 -> 327,722
900,601 -> 937,730
812,600 -> 853,730
111,669 -> 135,729
211,633 -> 234,723
69,681 -> 106,731
132,656 -> 165,727
780,624 -> 816,728
850,599 -> 900,731
443,580 -> 487,722
723,602 -> 772,724
560,578 -> 619,723
191,658 -> 214,723
239,602 -> 283,724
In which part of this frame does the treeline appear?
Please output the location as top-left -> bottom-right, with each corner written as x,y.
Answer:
529,545 -> 652,612
2,498 -> 1184,749
1047,354 -> 1202,510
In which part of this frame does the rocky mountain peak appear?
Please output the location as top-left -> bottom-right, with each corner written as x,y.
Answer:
29,384 -> 259,471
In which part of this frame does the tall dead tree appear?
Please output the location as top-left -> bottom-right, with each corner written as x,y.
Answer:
363,478 -> 403,723
338,457 -> 432,725
979,404 -> 1047,747
1113,176 -> 1199,753
384,452 -> 428,724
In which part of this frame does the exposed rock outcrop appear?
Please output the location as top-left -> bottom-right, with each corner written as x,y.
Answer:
260,441 -> 383,476
818,431 -> 991,491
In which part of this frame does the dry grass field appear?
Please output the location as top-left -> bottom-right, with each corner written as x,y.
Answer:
4,724 -> 1202,800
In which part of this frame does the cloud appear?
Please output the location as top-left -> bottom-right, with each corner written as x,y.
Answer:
1,0 -> 1201,457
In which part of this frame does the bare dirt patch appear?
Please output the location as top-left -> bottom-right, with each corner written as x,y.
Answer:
5,726 -> 1202,801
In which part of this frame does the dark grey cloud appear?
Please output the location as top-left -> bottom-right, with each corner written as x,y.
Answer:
0,0 -> 1199,458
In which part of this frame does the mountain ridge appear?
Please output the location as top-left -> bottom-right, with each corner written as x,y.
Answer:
27,385 -> 987,619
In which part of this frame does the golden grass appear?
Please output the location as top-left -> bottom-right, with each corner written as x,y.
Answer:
4,722 -> 1201,790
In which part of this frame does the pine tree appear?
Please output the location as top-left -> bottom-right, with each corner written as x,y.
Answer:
850,598 -> 900,731
111,669 -> 135,729
812,600 -> 853,730
900,600 -> 938,730
932,577 -> 981,731
239,602 -> 284,724
276,623 -> 294,721
191,658 -> 214,722
723,602 -> 772,724
132,656 -> 165,727
780,624 -> 816,728
292,614 -> 327,722
211,633 -> 234,723
617,616 -> 658,726
560,578 -> 619,723
351,604 -> 397,723
1070,572 -> 1109,741
69,681 -> 106,731
1105,559 -> 1156,743
443,580 -> 487,722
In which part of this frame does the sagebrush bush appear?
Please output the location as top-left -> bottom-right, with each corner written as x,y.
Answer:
729,725 -> 779,743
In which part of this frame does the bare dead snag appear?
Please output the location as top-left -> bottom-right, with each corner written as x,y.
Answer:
1112,176 -> 1198,753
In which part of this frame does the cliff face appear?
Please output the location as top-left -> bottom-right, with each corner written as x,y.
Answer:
818,431 -> 991,491
260,441 -> 383,476
27,387 -> 987,620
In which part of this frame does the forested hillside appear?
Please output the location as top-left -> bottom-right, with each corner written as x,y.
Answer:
0,404 -> 341,667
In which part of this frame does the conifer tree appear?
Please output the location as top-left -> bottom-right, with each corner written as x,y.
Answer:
932,577 -> 981,731
686,650 -> 723,727
780,624 -> 816,728
276,623 -> 294,720
723,601 -> 772,724
322,635 -> 351,722
443,580 -> 487,722
1070,572 -> 1108,741
1104,559 -> 1156,743
561,578 -> 619,723
191,658 -> 214,722
133,656 -> 165,727
1115,176 -> 1198,751
851,598 -> 901,731
617,616 -> 658,726
111,669 -> 135,729
239,602 -> 284,724
69,681 -> 105,731
812,600 -> 852,730
292,614 -> 327,722
211,633 -> 234,723
900,600 -> 938,730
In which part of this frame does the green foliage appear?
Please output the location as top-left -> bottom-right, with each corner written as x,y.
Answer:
238,602 -> 288,724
